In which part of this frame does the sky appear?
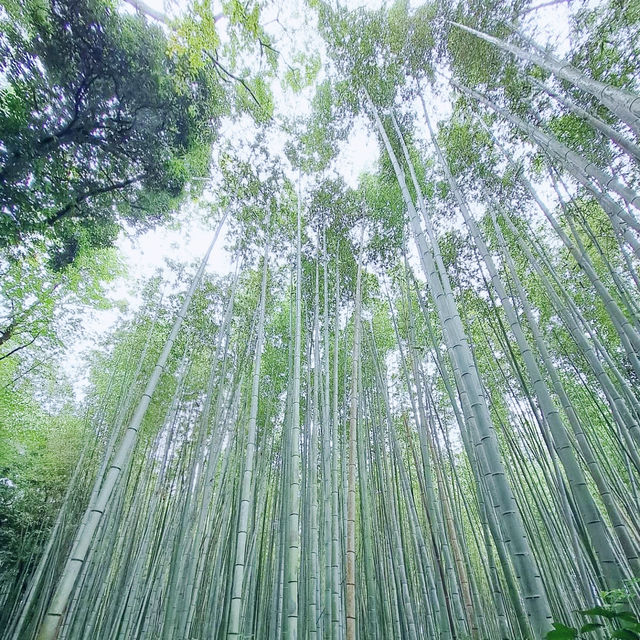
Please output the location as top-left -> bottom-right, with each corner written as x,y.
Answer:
64,0 -> 574,398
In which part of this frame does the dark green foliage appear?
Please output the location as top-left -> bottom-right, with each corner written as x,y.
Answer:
0,0 -> 223,268
546,584 -> 640,640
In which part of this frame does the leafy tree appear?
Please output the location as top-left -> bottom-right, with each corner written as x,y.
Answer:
0,239 -> 123,363
0,0 -> 225,268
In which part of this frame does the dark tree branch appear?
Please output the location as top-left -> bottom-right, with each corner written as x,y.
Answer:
0,334 -> 40,362
0,320 -> 16,346
3,359 -> 45,390
204,50 -> 263,110
45,175 -> 144,226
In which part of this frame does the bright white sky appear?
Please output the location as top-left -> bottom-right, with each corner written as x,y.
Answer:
66,0 -> 574,397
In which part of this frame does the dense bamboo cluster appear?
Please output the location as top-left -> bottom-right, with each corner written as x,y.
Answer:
2,1 -> 640,639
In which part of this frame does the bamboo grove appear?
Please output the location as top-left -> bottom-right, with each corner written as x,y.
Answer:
2,0 -> 640,639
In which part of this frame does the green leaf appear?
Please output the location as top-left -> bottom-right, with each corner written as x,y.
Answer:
617,612 -> 640,623
579,623 -> 603,633
545,622 -> 578,639
611,630 -> 640,640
